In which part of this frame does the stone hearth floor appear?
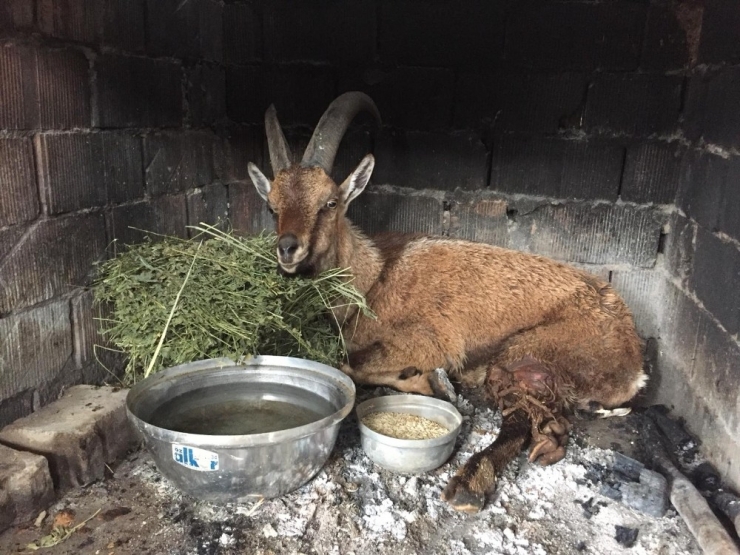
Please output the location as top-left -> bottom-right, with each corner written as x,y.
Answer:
0,389 -> 701,555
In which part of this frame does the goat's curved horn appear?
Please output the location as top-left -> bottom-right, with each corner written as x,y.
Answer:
301,91 -> 381,173
265,104 -> 292,175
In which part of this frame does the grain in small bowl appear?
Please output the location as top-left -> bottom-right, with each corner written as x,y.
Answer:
356,395 -> 463,473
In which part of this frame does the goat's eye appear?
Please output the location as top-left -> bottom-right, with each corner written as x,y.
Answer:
267,206 -> 276,215
326,199 -> 338,209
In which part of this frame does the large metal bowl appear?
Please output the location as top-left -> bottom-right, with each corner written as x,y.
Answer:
356,395 -> 463,473
126,356 -> 355,503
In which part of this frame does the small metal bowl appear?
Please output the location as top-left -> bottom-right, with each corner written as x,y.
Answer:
356,395 -> 463,473
126,356 -> 355,503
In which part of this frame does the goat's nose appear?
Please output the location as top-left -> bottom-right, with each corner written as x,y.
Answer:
278,234 -> 299,257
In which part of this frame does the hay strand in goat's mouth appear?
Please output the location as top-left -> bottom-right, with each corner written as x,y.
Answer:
93,225 -> 372,385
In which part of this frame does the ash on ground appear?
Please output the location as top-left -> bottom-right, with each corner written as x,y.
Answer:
0,389 -> 701,555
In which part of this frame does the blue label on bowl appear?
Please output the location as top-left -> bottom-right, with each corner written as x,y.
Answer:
173,444 -> 219,471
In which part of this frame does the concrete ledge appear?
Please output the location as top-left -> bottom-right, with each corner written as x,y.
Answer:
0,385 -> 135,492
0,445 -> 55,533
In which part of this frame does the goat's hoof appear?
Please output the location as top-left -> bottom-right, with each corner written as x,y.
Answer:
441,477 -> 485,514
595,407 -> 632,418
528,435 -> 558,463
429,368 -> 457,403
529,426 -> 568,466
537,446 -> 566,466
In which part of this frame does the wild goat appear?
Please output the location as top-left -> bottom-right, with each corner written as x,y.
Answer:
247,92 -> 647,513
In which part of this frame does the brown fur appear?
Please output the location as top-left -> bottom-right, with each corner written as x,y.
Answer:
251,108 -> 647,513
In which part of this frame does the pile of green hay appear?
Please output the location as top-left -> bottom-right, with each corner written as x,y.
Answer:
93,224 -> 371,385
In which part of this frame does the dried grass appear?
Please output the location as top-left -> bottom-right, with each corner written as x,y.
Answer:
92,224 -> 372,385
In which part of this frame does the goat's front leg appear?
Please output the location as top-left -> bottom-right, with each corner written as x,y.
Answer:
340,363 -> 456,401
342,340 -> 457,400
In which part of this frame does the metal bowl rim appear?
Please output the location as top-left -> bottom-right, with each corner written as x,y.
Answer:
126,356 -> 355,447
356,394 -> 463,449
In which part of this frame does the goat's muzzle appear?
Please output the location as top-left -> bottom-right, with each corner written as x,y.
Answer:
276,233 -> 308,273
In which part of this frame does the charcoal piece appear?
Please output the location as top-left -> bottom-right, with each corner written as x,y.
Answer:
615,526 -> 638,547
610,452 -> 644,481
645,406 -> 699,461
692,462 -> 722,492
713,491 -> 740,519
580,497 -> 601,519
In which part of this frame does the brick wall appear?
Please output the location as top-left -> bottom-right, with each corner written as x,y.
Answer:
0,0 -> 738,488
0,0 -> 259,426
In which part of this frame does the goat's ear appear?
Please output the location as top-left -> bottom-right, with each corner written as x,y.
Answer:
339,154 -> 374,205
248,162 -> 271,202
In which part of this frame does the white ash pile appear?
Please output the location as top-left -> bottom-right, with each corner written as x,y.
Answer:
131,389 -> 701,555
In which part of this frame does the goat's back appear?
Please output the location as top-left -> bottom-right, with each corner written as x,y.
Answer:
369,233 -> 623,331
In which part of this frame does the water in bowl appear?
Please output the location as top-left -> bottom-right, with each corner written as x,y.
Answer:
148,382 -> 336,435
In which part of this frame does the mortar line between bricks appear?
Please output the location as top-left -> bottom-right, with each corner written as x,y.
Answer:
30,134 -> 47,217
89,52 -> 99,128
1,36 -> 190,68
372,183 -> 678,212
69,295 -> 83,370
616,147 -> 627,198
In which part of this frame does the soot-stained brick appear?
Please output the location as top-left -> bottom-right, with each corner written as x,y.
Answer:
380,0 -> 504,68
0,0 -> 33,36
187,183 -> 229,234
215,124 -> 263,183
146,0 -> 222,61
36,132 -> 144,213
698,0 -> 740,64
229,183 -> 273,236
187,64 -> 226,127
227,65 -> 335,126
683,68 -> 740,150
663,213 -> 695,286
506,1 -> 645,71
0,214 -> 107,313
338,67 -> 455,132
223,2 -> 261,64
677,150 -> 740,240
512,203 -> 663,267
585,74 -> 682,137
38,0 -> 145,52
0,300 -> 73,404
690,228 -> 740,335
641,2 -> 692,70
450,198 -> 509,247
265,0 -> 375,64
144,131 -> 216,195
454,72 -> 587,132
0,138 -> 38,227
621,142 -> 683,205
373,129 -> 488,191
96,54 -> 182,128
0,45 -> 90,129
108,195 -> 187,249
347,189 -> 443,236
491,135 -> 623,201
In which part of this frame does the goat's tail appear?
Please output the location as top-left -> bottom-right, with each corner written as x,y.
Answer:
441,408 -> 531,513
